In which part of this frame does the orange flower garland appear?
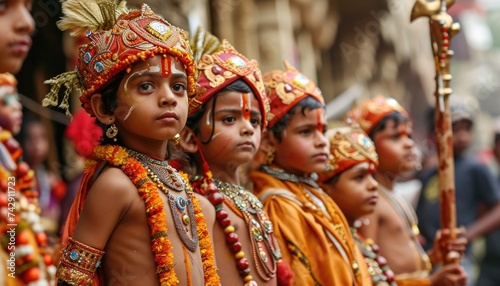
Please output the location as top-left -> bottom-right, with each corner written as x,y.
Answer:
178,171 -> 219,283
90,145 -> 219,285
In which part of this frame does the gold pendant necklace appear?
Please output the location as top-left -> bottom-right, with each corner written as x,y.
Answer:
127,149 -> 185,192
127,148 -> 199,252
213,179 -> 282,281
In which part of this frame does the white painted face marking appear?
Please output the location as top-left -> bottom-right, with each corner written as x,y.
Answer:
122,64 -> 163,121
205,106 -> 212,126
185,131 -> 192,143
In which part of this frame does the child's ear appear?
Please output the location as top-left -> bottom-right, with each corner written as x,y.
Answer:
179,127 -> 198,153
260,130 -> 276,154
90,93 -> 114,125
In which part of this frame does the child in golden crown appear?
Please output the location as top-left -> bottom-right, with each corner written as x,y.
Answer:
349,96 -> 467,286
0,1 -> 57,285
42,1 -> 219,285
176,30 -> 292,286
317,123 -> 397,286
250,61 -> 372,285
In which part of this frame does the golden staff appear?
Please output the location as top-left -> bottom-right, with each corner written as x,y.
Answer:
411,0 -> 461,265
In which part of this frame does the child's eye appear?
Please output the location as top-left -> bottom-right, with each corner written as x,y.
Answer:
172,83 -> 186,93
138,82 -> 154,92
0,0 -> 6,10
223,116 -> 236,124
250,117 -> 261,127
355,175 -> 364,181
299,129 -> 311,135
353,173 -> 367,181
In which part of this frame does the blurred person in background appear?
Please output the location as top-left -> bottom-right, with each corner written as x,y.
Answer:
474,116 -> 500,286
22,119 -> 66,242
416,103 -> 500,286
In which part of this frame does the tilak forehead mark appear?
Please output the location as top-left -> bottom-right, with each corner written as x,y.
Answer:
241,93 -> 251,121
315,108 -> 325,132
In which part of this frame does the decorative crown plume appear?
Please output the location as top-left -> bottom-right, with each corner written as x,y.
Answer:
189,26 -> 223,65
57,0 -> 129,36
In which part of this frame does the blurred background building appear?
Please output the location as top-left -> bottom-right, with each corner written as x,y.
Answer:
13,0 -> 500,176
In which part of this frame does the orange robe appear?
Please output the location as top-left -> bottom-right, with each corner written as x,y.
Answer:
251,168 -> 371,286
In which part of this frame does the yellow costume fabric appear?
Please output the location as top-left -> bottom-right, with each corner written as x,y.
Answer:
251,168 -> 371,286
395,275 -> 431,286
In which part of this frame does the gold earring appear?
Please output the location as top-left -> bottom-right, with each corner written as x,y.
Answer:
106,124 -> 118,142
172,134 -> 180,144
265,151 -> 275,165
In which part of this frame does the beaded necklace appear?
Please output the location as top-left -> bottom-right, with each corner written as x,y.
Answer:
192,175 -> 255,284
213,179 -> 282,281
191,172 -> 284,285
351,228 -> 397,286
127,149 -> 199,252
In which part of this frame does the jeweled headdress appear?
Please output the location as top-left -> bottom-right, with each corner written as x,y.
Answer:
347,96 -> 409,135
189,33 -> 269,126
318,124 -> 378,183
263,61 -> 324,128
43,0 -> 195,117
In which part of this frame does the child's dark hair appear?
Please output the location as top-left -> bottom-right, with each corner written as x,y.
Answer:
323,173 -> 341,186
186,79 -> 253,144
368,112 -> 409,140
269,96 -> 324,142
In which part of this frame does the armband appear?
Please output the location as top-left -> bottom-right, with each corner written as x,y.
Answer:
56,237 -> 105,286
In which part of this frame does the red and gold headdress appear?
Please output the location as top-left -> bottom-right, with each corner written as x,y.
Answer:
263,61 -> 324,128
347,96 -> 408,135
189,33 -> 268,126
43,0 -> 195,117
318,124 -> 378,183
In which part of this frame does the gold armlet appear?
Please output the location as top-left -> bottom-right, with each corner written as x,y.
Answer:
56,237 -> 105,286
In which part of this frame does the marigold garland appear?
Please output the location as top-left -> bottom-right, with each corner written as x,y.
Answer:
89,145 -> 220,285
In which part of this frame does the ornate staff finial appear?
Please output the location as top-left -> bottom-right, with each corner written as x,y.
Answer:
411,0 -> 460,110
410,0 -> 461,265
